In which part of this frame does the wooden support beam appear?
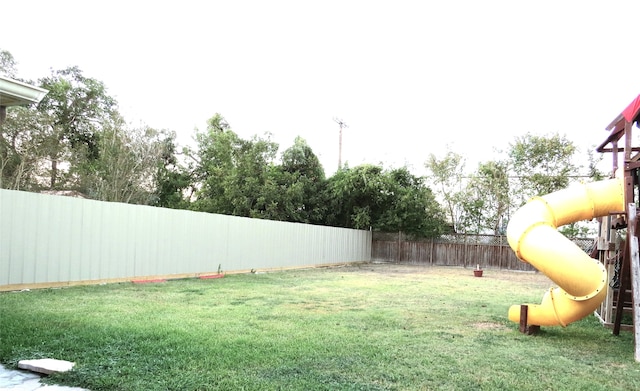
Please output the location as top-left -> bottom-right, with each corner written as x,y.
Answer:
612,248 -> 629,336
519,305 -> 540,335
519,305 -> 528,333
612,140 -> 619,175
627,203 -> 640,361
613,173 -> 636,335
625,122 -> 633,161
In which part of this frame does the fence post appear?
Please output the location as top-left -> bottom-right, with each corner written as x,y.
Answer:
429,238 -> 434,265
464,234 -> 468,268
499,235 -> 503,270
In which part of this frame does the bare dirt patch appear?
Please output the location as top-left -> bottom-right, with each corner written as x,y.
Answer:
337,262 -> 550,281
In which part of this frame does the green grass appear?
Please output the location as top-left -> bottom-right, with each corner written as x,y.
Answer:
1,264 -> 638,390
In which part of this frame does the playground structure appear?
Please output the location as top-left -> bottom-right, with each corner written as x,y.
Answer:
506,177 -> 624,326
506,94 -> 640,360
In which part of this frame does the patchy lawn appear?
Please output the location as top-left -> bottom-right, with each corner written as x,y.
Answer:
1,264 -> 637,390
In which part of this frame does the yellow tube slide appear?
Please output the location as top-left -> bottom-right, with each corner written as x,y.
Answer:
506,176 -> 624,327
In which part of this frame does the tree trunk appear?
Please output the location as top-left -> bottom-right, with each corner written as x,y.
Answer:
50,159 -> 57,189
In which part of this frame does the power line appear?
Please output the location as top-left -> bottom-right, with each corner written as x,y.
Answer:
424,174 -> 603,181
458,175 -> 599,179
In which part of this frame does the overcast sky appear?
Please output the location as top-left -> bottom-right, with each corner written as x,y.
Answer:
2,0 -> 640,176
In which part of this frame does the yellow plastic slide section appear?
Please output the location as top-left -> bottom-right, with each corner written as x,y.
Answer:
506,176 -> 624,327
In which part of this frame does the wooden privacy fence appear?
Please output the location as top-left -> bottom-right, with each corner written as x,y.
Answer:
0,189 -> 372,291
372,232 -> 595,271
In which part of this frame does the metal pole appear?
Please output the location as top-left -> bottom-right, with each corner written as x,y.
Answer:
334,118 -> 347,170
339,124 -> 342,168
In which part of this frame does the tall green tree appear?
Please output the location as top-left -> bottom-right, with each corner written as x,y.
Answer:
324,164 -> 386,229
459,160 -> 510,234
325,164 -> 446,237
189,114 -> 279,217
274,136 -> 326,223
508,132 -> 577,204
78,123 -> 174,204
232,134 -> 279,218
424,151 -> 465,233
188,114 -> 237,213
37,66 -> 119,189
378,167 -> 447,237
0,107 -> 54,190
153,133 -> 193,209
1,50 -> 192,205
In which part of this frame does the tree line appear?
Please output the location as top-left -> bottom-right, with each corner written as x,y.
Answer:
0,49 -> 604,238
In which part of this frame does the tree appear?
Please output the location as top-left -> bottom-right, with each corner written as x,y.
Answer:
508,132 -> 577,204
324,164 -> 386,229
189,133 -> 327,222
507,133 -> 603,238
325,164 -> 446,237
424,151 -> 466,233
0,49 -> 18,78
0,50 -> 52,190
0,107 -> 55,190
377,167 -> 447,238
232,133 -> 279,218
37,66 -> 119,189
189,114 -> 279,217
1,51 -> 192,205
459,160 -> 510,234
586,149 -> 607,181
188,115 -> 238,214
78,123 -> 174,204
274,136 -> 327,223
152,133 -> 193,209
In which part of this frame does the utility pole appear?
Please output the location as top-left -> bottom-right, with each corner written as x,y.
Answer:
333,118 -> 348,169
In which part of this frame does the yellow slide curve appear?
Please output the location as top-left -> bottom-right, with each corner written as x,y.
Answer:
506,176 -> 624,327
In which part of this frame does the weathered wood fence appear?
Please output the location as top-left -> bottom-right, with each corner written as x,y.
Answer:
372,232 -> 595,271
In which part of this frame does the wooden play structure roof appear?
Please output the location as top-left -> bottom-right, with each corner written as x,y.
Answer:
597,94 -> 640,157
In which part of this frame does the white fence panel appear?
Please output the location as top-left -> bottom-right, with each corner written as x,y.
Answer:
0,189 -> 371,290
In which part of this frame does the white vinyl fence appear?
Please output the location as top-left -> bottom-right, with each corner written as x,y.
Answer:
0,189 -> 371,290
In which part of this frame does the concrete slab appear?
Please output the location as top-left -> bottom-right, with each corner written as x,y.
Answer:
17,359 -> 75,375
0,363 -> 88,390
0,364 -> 41,389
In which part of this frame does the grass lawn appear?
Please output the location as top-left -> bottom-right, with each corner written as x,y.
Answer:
1,264 -> 638,390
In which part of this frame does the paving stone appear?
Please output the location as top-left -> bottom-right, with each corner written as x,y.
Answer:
9,377 -> 44,390
0,363 -> 89,390
0,366 -> 40,390
17,359 -> 75,375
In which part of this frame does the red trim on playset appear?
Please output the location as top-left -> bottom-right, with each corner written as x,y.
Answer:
622,94 -> 640,123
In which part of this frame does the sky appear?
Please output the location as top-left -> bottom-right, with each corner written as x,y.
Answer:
2,0 -> 640,177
